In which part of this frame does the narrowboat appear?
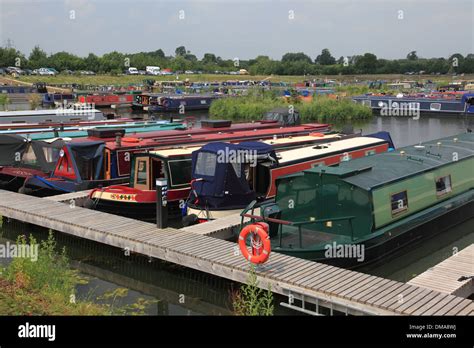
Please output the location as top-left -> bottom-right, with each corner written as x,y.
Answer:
240,132 -> 474,267
78,94 -> 135,107
185,133 -> 393,223
0,135 -> 67,192
0,83 -> 47,94
352,93 -> 474,117
146,94 -> 222,112
132,93 -> 162,111
0,108 -> 105,124
0,121 -> 185,140
86,131 -> 367,221
42,93 -> 76,107
19,123 -> 332,197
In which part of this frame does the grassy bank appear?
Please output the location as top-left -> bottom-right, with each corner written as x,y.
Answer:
0,231 -> 154,315
12,73 -> 472,87
210,92 -> 373,122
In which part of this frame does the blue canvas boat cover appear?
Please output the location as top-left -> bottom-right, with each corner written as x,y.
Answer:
190,141 -> 277,210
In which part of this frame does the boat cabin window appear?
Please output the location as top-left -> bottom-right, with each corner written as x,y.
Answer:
195,152 -> 217,177
136,159 -> 148,185
430,103 -> 442,111
365,149 -> 376,156
435,175 -> 452,197
168,159 -> 192,187
21,145 -> 38,166
391,190 -> 408,216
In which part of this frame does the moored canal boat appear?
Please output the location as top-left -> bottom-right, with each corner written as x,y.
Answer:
185,133 -> 393,223
352,93 -> 474,117
240,132 -> 474,267
17,122 -> 332,196
86,131 -> 378,221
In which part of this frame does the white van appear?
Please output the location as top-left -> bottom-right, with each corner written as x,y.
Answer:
146,66 -> 161,75
127,67 -> 139,75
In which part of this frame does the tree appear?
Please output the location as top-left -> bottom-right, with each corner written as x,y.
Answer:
315,48 -> 336,65
0,47 -> 26,68
151,49 -> 165,59
28,45 -> 48,68
175,46 -> 186,57
84,53 -> 101,72
407,51 -> 418,60
202,53 -> 217,65
354,53 -> 378,74
281,52 -> 312,64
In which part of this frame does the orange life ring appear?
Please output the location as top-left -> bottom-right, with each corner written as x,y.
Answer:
238,223 -> 271,264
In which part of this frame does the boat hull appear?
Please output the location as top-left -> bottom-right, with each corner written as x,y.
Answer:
272,190 -> 474,269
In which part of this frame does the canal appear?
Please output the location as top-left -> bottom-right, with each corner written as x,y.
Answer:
0,110 -> 472,315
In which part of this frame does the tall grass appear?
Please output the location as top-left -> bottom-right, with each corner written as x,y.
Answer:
231,265 -> 274,316
210,92 -> 373,122
0,231 -> 155,315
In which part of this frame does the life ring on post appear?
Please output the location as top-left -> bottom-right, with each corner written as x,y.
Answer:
238,223 -> 271,264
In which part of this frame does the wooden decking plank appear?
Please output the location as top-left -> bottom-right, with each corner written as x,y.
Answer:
298,265 -> 337,287
390,288 -> 433,312
410,293 -> 450,315
284,263 -> 327,284
444,300 -> 473,316
367,283 -> 412,307
456,303 -> 474,316
419,295 -> 458,315
402,291 -> 442,315
339,276 -> 384,298
432,296 -> 467,315
381,285 -> 423,309
347,278 -> 393,302
320,271 -> 368,294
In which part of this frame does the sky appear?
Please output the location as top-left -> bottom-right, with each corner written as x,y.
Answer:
0,0 -> 472,60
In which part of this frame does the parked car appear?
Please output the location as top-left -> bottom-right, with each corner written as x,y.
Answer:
22,69 -> 33,75
6,67 -> 24,76
0,68 -> 6,75
185,70 -> 195,74
37,68 -> 55,76
62,69 -> 74,75
138,70 -> 147,75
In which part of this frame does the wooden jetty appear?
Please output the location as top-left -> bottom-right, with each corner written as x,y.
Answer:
182,212 -> 246,239
408,245 -> 473,298
46,190 -> 92,206
0,190 -> 472,316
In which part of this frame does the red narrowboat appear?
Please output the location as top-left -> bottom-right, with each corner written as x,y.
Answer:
86,131 -> 365,221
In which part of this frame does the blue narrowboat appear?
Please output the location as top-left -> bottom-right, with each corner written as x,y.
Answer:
353,93 -> 474,117
146,94 -> 222,112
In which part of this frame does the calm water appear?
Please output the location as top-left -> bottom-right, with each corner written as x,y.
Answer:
1,107 -> 473,315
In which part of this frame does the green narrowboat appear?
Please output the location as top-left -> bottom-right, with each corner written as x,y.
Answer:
241,132 -> 474,267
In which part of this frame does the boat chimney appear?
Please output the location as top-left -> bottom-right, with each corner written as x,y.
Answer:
115,132 -> 122,148
54,128 -> 59,138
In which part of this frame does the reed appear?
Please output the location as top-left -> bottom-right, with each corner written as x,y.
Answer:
210,92 -> 373,122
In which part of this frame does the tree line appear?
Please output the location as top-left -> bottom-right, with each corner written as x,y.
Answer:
1,45 -> 473,75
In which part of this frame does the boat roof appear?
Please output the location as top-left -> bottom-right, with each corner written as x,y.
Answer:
308,132 -> 474,190
277,136 -> 386,164
148,146 -> 202,158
